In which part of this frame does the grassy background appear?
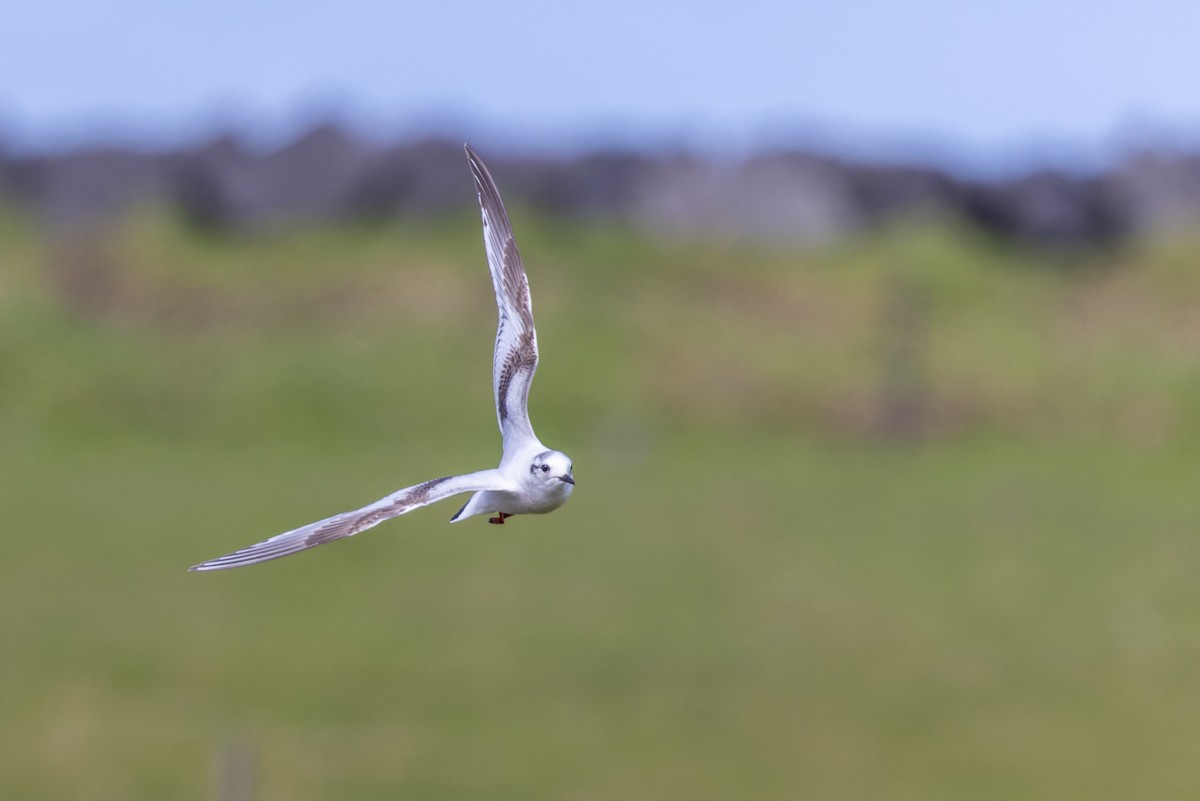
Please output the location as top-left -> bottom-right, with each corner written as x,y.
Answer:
3,205 -> 1200,799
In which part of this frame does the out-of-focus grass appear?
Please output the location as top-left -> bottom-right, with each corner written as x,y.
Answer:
4,207 -> 1200,799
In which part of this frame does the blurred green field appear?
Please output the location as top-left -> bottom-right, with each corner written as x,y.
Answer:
4,206 -> 1200,800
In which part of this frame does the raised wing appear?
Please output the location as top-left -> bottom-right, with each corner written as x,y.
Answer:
189,469 -> 509,571
465,145 -> 541,456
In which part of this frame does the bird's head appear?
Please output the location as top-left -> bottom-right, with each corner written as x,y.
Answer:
531,450 -> 575,491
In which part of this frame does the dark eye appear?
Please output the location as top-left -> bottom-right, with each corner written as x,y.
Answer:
541,464 -> 550,472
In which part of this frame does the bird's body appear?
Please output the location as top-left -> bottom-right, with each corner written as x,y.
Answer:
190,145 -> 574,572
452,446 -> 575,523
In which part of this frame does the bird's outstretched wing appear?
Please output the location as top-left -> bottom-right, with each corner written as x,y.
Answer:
465,145 -> 541,457
189,469 -> 509,571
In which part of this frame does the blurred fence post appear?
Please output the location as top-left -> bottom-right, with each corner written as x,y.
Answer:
875,266 -> 931,440
212,735 -> 258,801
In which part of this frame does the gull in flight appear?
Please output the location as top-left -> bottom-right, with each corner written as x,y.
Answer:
190,145 -> 575,571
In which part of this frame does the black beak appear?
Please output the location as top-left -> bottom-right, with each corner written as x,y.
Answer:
560,475 -> 575,485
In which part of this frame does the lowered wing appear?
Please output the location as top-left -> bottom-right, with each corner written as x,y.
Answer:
190,469 -> 509,571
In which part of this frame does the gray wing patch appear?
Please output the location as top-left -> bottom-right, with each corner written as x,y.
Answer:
496,330 -> 537,423
302,476 -> 453,548
499,238 -> 534,331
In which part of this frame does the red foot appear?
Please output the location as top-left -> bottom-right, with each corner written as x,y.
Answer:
488,512 -> 512,525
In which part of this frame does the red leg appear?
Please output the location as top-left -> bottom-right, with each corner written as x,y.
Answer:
488,512 -> 512,525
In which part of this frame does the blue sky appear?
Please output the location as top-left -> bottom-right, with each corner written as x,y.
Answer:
1,0 -> 1197,169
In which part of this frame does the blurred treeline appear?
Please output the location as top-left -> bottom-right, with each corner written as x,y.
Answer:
3,123 -> 1200,246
